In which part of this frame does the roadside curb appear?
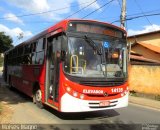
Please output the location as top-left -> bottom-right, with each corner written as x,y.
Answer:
129,96 -> 160,110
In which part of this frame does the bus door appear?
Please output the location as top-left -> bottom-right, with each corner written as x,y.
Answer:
47,35 -> 61,103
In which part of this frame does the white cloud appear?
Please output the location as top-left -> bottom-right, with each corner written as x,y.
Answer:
3,13 -> 24,24
5,0 -> 101,21
77,0 -> 100,10
7,0 -> 50,13
128,24 -> 160,36
6,0 -> 74,20
0,24 -> 33,45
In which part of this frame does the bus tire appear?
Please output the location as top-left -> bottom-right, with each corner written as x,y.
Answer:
35,89 -> 44,109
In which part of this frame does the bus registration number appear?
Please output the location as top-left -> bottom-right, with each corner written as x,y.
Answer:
111,88 -> 123,93
99,101 -> 110,106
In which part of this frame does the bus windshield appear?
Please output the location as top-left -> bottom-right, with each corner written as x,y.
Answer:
63,36 -> 127,78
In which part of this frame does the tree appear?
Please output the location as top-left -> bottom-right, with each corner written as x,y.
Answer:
0,32 -> 13,53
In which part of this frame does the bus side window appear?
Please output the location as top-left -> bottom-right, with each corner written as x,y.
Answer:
23,44 -> 32,65
36,38 -> 44,52
35,38 -> 45,65
17,46 -> 24,65
31,42 -> 37,64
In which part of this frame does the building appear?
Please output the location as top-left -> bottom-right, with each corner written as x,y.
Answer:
127,32 -> 160,96
130,42 -> 160,65
128,30 -> 160,47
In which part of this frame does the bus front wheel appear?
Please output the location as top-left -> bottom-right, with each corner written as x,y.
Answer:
35,89 -> 44,109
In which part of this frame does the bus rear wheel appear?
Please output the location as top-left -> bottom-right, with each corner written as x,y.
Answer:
35,89 -> 44,109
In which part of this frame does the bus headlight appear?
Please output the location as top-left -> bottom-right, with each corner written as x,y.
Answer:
66,86 -> 71,92
121,93 -> 124,97
80,94 -> 84,99
73,91 -> 78,97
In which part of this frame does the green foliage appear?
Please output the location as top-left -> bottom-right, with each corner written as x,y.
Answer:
0,32 -> 13,53
129,90 -> 138,97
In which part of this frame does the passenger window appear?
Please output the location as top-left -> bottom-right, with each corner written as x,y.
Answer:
35,51 -> 44,64
33,38 -> 45,65
32,53 -> 36,64
36,38 -> 44,52
30,42 -> 37,52
24,44 -> 31,54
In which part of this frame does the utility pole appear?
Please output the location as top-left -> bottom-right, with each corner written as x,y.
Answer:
120,0 -> 126,29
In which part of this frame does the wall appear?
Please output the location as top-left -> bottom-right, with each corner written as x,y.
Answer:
129,64 -> 160,95
128,33 -> 160,47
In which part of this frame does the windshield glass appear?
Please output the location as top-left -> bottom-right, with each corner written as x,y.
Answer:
63,36 -> 127,78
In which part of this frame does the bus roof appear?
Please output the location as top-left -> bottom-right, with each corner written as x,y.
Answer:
5,19 -> 126,53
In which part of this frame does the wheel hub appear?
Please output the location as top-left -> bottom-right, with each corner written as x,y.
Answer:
36,90 -> 42,102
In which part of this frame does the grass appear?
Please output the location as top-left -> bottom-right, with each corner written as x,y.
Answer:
129,90 -> 138,97
0,57 -> 4,67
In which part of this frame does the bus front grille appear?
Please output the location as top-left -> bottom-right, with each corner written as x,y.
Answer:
79,81 -> 124,87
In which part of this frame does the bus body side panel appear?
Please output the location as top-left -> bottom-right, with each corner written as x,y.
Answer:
8,63 -> 46,99
22,64 -> 46,101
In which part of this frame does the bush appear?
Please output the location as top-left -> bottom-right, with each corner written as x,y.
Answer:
129,90 -> 137,97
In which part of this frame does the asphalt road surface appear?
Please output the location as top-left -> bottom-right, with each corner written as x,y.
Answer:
0,73 -> 160,130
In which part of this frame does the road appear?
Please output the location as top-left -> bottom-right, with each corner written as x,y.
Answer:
0,73 -> 160,130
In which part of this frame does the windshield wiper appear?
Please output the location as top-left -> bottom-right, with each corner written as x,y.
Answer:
84,35 -> 106,76
84,35 -> 102,55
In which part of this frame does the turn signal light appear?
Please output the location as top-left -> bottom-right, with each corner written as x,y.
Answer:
80,94 -> 84,99
64,83 -> 85,99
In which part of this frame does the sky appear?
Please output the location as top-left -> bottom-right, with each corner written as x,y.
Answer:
0,0 -> 160,46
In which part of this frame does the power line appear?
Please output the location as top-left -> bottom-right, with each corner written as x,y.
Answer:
91,2 -> 112,19
16,0 -> 99,36
111,12 -> 160,24
127,8 -> 160,17
117,0 -> 122,9
16,9 -> 160,24
0,1 -> 94,20
64,0 -> 98,19
93,8 -> 160,21
134,0 -> 153,27
127,13 -> 160,20
82,0 -> 115,19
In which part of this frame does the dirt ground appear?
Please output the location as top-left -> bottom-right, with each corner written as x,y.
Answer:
0,79 -> 15,123
0,102 -> 13,123
0,87 -> 13,123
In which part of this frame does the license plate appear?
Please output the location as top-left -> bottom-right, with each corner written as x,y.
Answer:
99,101 -> 110,106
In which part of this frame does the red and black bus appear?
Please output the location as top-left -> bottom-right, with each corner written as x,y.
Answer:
3,19 -> 128,112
